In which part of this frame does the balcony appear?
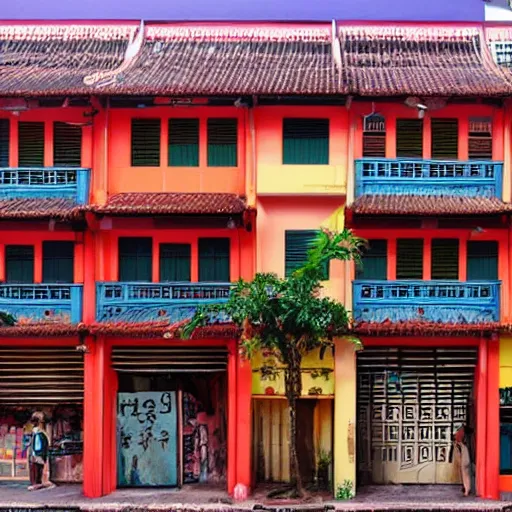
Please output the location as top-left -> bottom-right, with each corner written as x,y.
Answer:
0,284 -> 83,324
0,167 -> 90,204
96,282 -> 231,323
355,159 -> 503,198
353,280 -> 500,324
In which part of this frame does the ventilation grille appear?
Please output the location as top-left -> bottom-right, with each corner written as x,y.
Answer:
490,41 -> 512,67
396,119 -> 423,158
18,122 -> 44,167
431,118 -> 458,159
53,122 -> 82,167
431,239 -> 459,280
131,119 -> 161,167
396,239 -> 423,280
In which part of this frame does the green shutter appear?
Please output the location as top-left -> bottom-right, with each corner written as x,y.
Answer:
467,241 -> 498,281
18,122 -> 44,167
285,230 -> 329,279
396,239 -> 424,279
198,238 -> 230,282
356,239 -> 387,280
5,245 -> 34,284
283,118 -> 329,165
168,119 -> 199,167
207,119 -> 238,167
431,118 -> 459,159
131,119 -> 161,167
42,241 -> 74,283
119,238 -> 152,282
396,119 -> 423,158
53,122 -> 82,167
0,119 -> 9,167
431,239 -> 459,280
160,244 -> 191,281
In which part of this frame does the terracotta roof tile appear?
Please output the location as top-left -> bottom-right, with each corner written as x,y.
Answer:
354,321 -> 499,337
0,323 -> 85,337
93,192 -> 247,216
339,25 -> 512,96
0,197 -> 85,220
350,194 -> 509,216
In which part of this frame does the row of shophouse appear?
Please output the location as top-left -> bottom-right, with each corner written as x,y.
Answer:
2,19 -> 512,501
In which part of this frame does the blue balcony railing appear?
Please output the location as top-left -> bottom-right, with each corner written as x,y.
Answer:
96,282 -> 232,323
0,167 -> 90,204
355,159 -> 503,199
353,280 -> 500,324
0,284 -> 83,324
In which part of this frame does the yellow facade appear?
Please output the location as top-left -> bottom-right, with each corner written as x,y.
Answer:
501,336 -> 512,388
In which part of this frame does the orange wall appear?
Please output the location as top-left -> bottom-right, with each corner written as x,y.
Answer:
106,107 -> 246,196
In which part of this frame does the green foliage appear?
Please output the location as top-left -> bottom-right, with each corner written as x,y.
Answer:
336,479 -> 355,500
0,312 -> 16,327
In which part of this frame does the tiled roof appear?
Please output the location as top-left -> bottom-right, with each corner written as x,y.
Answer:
350,194 -> 510,216
0,323 -> 85,337
0,198 -> 85,220
354,321 -> 499,337
339,24 -> 512,96
93,192 -> 247,216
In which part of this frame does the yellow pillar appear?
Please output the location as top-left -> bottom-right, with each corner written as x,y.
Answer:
334,337 -> 357,496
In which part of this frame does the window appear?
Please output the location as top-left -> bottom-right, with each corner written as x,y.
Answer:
53,122 -> 82,167
207,119 -> 237,167
431,118 -> 458,159
501,401 -> 512,474
0,119 -> 9,167
131,119 -> 161,167
356,239 -> 387,280
119,237 -> 152,281
396,239 -> 423,279
469,117 -> 493,160
160,243 -> 191,282
362,115 -> 386,158
18,122 -> 44,167
285,230 -> 329,279
5,245 -> 34,283
198,238 -> 230,282
467,241 -> 498,281
168,118 -> 199,167
431,239 -> 459,280
396,119 -> 423,158
283,118 -> 329,165
43,241 -> 74,283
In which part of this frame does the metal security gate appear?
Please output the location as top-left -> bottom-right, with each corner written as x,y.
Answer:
357,347 -> 477,485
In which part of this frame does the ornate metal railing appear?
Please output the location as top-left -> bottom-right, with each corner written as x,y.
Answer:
355,159 -> 503,198
0,167 -> 90,204
353,280 -> 500,324
96,282 -> 232,323
0,284 -> 83,323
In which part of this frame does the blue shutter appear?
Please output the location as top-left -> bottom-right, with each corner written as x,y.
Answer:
5,245 -> 34,284
168,119 -> 199,167
467,241 -> 498,281
53,122 -> 82,167
0,119 -> 9,167
18,122 -> 44,167
131,119 -> 161,167
198,238 -> 230,282
356,239 -> 387,280
119,238 -> 152,282
396,119 -> 423,158
283,119 -> 329,165
207,119 -> 237,167
42,241 -> 74,283
285,230 -> 329,279
431,239 -> 459,280
160,244 -> 191,282
396,239 -> 424,280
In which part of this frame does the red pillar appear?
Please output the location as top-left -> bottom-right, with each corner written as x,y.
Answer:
103,345 -> 117,495
236,350 -> 252,491
486,337 -> 500,500
227,341 -> 237,494
476,337 -> 488,497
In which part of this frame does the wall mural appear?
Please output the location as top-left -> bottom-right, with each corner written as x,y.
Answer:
117,391 -> 177,487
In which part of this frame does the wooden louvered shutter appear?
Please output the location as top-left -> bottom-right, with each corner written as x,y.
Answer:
168,118 -> 199,167
469,117 -> 492,160
283,118 -> 329,165
285,230 -> 329,279
396,239 -> 424,279
18,122 -> 44,167
42,241 -> 74,283
362,115 -> 386,158
356,239 -> 387,280
207,119 -> 238,167
119,237 -> 152,282
5,245 -> 34,284
467,241 -> 498,281
53,122 -> 82,167
160,243 -> 191,282
431,118 -> 459,159
431,239 -> 459,280
0,119 -> 9,167
396,119 -> 423,158
198,238 -> 230,282
131,119 -> 161,167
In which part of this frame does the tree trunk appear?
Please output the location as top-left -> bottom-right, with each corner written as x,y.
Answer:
284,344 -> 303,497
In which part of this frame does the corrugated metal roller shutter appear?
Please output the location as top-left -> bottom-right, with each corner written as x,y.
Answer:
112,346 -> 229,373
0,347 -> 83,405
